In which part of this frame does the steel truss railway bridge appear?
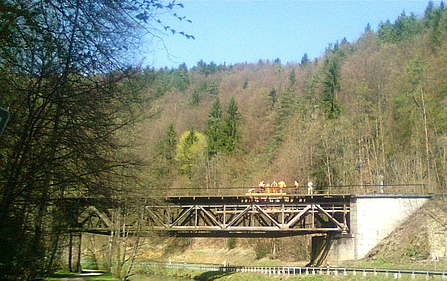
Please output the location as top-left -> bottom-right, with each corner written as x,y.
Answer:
61,184 -> 429,268
68,193 -> 351,238
67,184 -> 426,238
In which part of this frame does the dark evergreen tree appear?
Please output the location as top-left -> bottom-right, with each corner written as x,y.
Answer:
205,97 -> 225,155
207,78 -> 219,96
189,90 -> 201,106
300,53 -> 310,66
320,57 -> 341,119
173,63 -> 190,91
224,97 -> 241,153
289,69 -> 296,87
364,23 -> 372,33
269,88 -> 278,109
159,123 -> 177,161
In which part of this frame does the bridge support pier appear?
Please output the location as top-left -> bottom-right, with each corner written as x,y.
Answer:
307,234 -> 336,267
327,195 -> 429,265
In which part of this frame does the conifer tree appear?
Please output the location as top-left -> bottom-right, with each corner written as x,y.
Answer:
269,88 -> 278,109
300,53 -> 310,66
205,97 -> 225,155
224,97 -> 241,153
320,57 -> 342,119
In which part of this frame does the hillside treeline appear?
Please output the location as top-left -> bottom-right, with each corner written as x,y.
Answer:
138,2 -> 447,193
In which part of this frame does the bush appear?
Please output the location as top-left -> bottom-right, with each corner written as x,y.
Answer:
227,238 -> 237,250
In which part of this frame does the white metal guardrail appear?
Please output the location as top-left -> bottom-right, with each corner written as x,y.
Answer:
145,262 -> 447,279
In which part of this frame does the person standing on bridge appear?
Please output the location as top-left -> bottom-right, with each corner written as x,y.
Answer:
271,180 -> 278,193
265,182 -> 271,194
278,180 -> 286,193
258,180 -> 265,192
294,180 -> 300,193
307,180 -> 314,195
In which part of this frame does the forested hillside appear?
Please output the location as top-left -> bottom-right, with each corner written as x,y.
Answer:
135,2 -> 447,193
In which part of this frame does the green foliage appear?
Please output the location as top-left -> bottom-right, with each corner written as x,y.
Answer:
378,11 -> 422,43
254,239 -> 271,260
175,129 -> 207,179
424,2 -> 447,51
223,97 -> 241,153
205,97 -> 241,155
300,53 -> 310,66
243,78 -> 249,89
320,56 -> 341,119
172,63 -> 190,91
195,60 -> 218,75
189,90 -> 201,106
227,237 -> 237,249
153,124 -> 178,182
159,123 -> 177,161
269,88 -> 277,109
207,78 -> 219,96
206,97 -> 225,155
289,68 -> 296,87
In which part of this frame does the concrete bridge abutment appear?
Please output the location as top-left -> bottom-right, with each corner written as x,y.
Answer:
327,195 -> 430,264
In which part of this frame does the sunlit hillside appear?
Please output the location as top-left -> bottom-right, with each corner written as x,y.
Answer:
134,3 -> 447,194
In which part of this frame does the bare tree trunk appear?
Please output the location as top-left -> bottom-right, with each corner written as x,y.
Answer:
76,233 -> 82,273
124,199 -> 146,280
420,87 -> 431,188
69,233 -> 73,272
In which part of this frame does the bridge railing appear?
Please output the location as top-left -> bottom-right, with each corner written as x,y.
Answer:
139,262 -> 447,279
157,184 -> 428,197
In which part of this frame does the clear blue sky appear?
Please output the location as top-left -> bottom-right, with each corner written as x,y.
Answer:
146,0 -> 433,69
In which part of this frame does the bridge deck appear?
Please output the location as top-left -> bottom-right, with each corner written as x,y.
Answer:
165,193 -> 351,204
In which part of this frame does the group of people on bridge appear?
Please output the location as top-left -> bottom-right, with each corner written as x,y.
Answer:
256,180 -> 315,195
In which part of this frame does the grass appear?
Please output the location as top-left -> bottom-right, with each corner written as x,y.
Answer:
341,258 -> 446,272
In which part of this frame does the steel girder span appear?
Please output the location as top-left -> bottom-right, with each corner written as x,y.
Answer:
145,195 -> 350,238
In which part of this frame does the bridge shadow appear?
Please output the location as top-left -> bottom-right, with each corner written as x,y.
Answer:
194,270 -> 235,281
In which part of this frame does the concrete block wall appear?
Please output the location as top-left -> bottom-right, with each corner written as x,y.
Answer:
329,195 -> 429,263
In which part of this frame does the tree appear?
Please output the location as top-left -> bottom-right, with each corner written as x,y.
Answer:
364,23 -> 372,34
378,12 -> 422,43
424,1 -> 446,51
289,69 -> 296,87
300,53 -> 310,66
173,63 -> 190,91
0,0 -> 191,279
224,97 -> 241,153
269,88 -> 278,109
205,97 -> 225,155
320,56 -> 342,119
189,90 -> 201,106
207,78 -> 219,96
175,129 -> 207,179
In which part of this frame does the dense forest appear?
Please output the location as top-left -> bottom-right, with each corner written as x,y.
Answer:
138,2 -> 447,193
2,0 -> 447,280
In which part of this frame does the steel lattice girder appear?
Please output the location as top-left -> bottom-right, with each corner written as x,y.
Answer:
144,201 -> 349,237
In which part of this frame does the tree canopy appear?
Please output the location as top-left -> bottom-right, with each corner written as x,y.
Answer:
0,0 -> 191,279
